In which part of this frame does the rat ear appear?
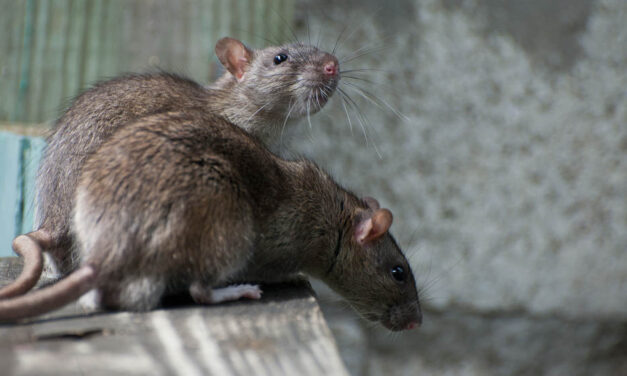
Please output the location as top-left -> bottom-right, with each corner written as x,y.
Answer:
363,196 -> 380,210
354,209 -> 393,245
215,37 -> 253,82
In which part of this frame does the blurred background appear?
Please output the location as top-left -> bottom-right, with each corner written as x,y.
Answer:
1,0 -> 626,375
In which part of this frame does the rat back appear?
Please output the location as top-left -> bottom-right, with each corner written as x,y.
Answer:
38,73 -> 212,273
73,110 -> 290,308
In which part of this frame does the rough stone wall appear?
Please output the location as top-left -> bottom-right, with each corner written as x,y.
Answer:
289,0 -> 627,374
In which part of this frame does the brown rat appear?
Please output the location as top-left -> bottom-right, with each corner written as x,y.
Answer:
0,110 -> 422,331
2,37 -> 340,298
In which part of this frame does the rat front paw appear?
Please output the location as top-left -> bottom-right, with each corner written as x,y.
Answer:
78,289 -> 102,312
190,283 -> 262,304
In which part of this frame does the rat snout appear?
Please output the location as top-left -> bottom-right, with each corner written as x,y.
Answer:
405,309 -> 423,330
322,54 -> 339,77
324,61 -> 338,76
383,301 -> 423,331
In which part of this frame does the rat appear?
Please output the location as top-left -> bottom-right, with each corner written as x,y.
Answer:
1,37 -> 340,299
0,110 -> 422,331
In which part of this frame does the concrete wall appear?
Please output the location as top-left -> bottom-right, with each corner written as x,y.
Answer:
289,0 -> 627,374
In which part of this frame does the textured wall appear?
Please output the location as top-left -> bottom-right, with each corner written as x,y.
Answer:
290,0 -> 627,374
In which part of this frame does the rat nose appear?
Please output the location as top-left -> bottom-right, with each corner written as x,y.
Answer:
323,57 -> 339,76
406,321 -> 419,330
406,310 -> 422,330
324,62 -> 337,76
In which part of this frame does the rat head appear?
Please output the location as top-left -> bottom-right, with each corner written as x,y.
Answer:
215,37 -> 340,123
324,197 -> 422,331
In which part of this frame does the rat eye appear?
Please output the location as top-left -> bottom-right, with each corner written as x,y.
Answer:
273,53 -> 288,65
390,266 -> 405,282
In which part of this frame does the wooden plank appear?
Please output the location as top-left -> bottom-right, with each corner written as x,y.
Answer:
0,258 -> 349,376
20,136 -> 45,234
0,122 -> 47,137
0,132 -> 45,256
0,133 -> 23,257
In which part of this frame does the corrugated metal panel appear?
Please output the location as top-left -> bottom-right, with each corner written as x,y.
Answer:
0,0 -> 294,124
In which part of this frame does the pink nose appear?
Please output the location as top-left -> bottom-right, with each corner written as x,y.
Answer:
324,61 -> 338,76
406,321 -> 418,330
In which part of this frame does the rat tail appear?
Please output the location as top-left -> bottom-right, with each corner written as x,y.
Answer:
0,265 -> 96,321
0,230 -> 52,299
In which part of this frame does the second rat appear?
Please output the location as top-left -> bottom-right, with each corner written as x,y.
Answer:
0,109 -> 422,331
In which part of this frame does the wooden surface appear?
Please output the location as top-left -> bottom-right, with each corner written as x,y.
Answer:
0,257 -> 349,376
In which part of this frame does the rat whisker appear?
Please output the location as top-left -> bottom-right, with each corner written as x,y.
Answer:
332,24 -> 348,56
404,229 -> 422,255
316,27 -> 323,49
312,88 -> 318,111
306,97 -> 313,130
339,69 -> 408,91
315,88 -> 322,111
340,75 -> 382,84
340,68 -> 388,75
280,99 -> 295,147
339,43 -> 391,65
418,254 -> 465,303
340,78 -> 412,117
338,91 -> 354,136
244,102 -> 271,124
260,73 -> 303,78
269,8 -> 300,45
420,257 -> 435,291
342,81 -> 409,121
338,87 -> 371,143
231,27 -> 282,47
306,13 -> 312,46
338,87 -> 382,159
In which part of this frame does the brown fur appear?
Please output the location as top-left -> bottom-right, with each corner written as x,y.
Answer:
1,38 -> 339,297
1,111 -> 421,331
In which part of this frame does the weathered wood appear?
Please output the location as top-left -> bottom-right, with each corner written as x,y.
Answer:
0,258 -> 349,376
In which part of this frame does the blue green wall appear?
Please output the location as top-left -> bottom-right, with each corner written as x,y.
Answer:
0,132 -> 44,257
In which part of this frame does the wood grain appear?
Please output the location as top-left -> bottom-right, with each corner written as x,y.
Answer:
0,257 -> 349,376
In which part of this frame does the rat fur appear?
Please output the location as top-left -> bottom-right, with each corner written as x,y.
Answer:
2,37 -> 340,298
0,110 -> 421,331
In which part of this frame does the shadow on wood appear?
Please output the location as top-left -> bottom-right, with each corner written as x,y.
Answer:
0,257 -> 349,376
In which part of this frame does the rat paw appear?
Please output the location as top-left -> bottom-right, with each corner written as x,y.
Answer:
191,283 -> 262,304
78,289 -> 101,312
